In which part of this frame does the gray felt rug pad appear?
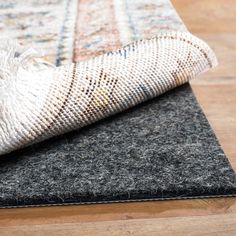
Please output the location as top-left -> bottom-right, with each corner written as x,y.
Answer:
0,84 -> 236,208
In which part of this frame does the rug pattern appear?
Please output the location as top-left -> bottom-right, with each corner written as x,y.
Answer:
0,0 -> 186,64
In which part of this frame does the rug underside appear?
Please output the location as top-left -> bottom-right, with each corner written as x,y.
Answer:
0,84 -> 236,208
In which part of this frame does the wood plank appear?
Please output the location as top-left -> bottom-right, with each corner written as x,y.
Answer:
173,0 -> 236,33
190,33 -> 236,83
192,84 -> 236,169
173,1 -> 236,171
178,1 -> 236,172
1,198 -> 236,227
1,214 -> 236,236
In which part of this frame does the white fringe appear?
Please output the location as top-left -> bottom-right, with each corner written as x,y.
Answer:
0,40 -> 55,99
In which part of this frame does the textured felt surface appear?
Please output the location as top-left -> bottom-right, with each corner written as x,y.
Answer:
0,84 -> 236,208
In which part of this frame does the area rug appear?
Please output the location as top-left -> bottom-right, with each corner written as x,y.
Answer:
0,0 -> 236,208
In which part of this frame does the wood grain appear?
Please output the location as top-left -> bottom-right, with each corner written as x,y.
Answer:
1,198 -> 236,227
1,0 -> 236,235
191,33 -> 236,82
192,84 -> 236,169
1,214 -> 236,236
173,0 -> 236,33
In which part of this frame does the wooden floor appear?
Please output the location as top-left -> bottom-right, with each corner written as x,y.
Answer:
1,1 -> 236,235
